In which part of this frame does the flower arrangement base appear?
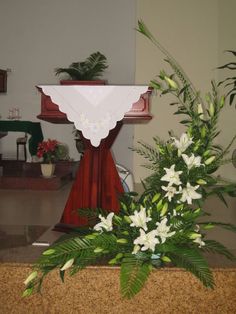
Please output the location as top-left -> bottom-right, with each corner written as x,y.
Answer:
40,164 -> 55,178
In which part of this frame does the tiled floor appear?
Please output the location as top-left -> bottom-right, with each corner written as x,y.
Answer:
0,183 -> 72,226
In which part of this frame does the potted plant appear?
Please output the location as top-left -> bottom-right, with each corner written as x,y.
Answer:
55,51 -> 108,85
37,139 -> 60,177
37,51 -> 109,123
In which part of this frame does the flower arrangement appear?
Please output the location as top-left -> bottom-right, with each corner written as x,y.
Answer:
23,21 -> 236,299
37,139 -> 60,164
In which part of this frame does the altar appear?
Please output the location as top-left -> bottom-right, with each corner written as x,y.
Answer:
0,120 -> 43,156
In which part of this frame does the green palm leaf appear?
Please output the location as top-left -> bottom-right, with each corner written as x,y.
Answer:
120,254 -> 152,299
199,221 -> 236,233
37,237 -> 95,268
84,52 -> 108,80
168,247 -> 214,288
55,51 -> 108,80
202,240 -> 235,260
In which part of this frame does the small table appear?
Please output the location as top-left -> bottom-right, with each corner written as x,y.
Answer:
0,121 -> 43,156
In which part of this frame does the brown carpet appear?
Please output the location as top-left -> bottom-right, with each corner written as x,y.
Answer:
0,264 -> 235,314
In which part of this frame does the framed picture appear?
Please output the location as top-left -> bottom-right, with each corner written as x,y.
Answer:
0,69 -> 7,93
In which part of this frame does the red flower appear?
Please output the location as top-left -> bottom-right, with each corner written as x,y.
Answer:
37,139 -> 59,163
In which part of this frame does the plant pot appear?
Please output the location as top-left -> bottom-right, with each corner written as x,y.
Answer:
40,163 -> 55,178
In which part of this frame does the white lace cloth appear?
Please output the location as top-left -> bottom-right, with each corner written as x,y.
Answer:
38,85 -> 148,147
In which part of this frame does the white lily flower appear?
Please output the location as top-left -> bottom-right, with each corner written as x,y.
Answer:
161,164 -> 182,186
161,185 -> 179,202
180,182 -> 202,204
93,212 -> 114,232
182,153 -> 202,170
172,133 -> 193,156
156,217 -> 175,243
133,229 -> 159,252
193,236 -> 205,248
129,206 -> 152,231
60,258 -> 74,271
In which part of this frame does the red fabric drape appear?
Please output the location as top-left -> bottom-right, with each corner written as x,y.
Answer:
60,122 -> 124,226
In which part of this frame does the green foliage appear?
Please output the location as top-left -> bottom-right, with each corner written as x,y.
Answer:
168,247 -> 214,288
202,240 -> 236,261
55,51 -> 108,80
120,254 -> 152,299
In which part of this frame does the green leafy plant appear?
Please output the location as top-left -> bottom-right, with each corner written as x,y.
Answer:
218,50 -> 236,107
55,51 -> 108,81
23,21 -> 236,300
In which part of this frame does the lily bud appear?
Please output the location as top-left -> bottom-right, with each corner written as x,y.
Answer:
196,179 -> 207,185
156,199 -> 163,211
203,150 -> 210,157
42,249 -> 56,255
220,95 -> 225,108
193,140 -> 201,152
189,233 -> 201,239
194,208 -> 201,214
108,258 -> 117,265
175,204 -> 184,212
116,238 -> 128,244
203,223 -> 214,230
160,202 -> 168,216
161,256 -> 171,263
24,271 -> 38,286
60,258 -> 74,271
121,231 -> 129,236
201,126 -> 206,138
22,288 -> 33,298
209,103 -> 215,117
124,216 -> 132,223
94,247 -> 103,253
164,76 -> 178,89
85,234 -> 97,240
115,253 -> 124,259
152,193 -> 161,203
197,103 -> 204,120
205,156 -> 216,165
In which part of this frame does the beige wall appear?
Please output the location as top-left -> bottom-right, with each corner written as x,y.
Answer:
134,0 -> 236,183
0,0 -> 136,170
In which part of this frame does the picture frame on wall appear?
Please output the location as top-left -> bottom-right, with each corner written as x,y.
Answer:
0,69 -> 7,93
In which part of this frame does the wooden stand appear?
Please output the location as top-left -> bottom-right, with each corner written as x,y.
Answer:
37,87 -> 152,231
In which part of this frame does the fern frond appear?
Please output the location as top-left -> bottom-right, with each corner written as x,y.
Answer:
169,247 -> 214,288
132,141 -> 159,164
202,240 -> 235,260
120,254 -> 152,299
